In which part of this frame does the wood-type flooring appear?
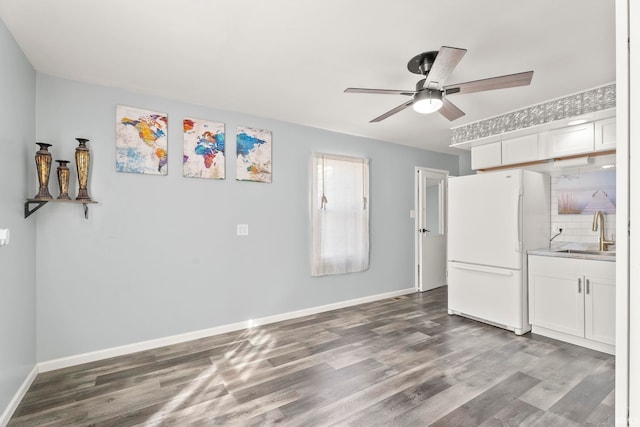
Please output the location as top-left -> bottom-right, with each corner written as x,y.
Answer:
9,287 -> 615,426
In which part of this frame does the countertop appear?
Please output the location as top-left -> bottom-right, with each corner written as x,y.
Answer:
528,247 -> 616,262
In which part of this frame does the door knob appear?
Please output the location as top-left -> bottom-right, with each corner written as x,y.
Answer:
419,228 -> 430,233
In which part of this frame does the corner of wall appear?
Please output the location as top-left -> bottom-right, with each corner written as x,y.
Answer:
457,150 -> 473,176
0,15 -> 38,423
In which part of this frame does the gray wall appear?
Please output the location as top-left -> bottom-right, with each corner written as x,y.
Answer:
34,74 -> 460,361
0,19 -> 36,416
457,150 -> 474,176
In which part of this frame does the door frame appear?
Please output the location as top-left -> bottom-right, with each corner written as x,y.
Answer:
414,166 -> 450,292
615,0 -> 631,423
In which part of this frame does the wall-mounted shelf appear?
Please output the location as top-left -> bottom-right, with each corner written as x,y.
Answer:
24,199 -> 98,219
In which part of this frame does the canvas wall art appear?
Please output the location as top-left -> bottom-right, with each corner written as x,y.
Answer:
236,126 -> 272,183
557,169 -> 616,215
116,105 -> 168,175
183,118 -> 225,179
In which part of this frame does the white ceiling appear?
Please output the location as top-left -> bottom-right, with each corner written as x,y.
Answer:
0,0 -> 615,154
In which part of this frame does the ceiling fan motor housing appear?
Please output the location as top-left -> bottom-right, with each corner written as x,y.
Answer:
407,51 -> 439,76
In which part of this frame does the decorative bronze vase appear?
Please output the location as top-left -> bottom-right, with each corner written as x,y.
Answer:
34,142 -> 53,199
56,160 -> 71,200
74,138 -> 92,201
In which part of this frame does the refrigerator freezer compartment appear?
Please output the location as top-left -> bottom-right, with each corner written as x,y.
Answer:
447,261 -> 530,335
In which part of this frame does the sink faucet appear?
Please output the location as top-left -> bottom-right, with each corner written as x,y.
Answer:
592,211 -> 615,251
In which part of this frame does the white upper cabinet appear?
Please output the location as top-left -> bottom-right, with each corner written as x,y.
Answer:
469,117 -> 615,171
471,141 -> 501,170
594,117 -> 616,151
539,122 -> 595,158
501,134 -> 539,165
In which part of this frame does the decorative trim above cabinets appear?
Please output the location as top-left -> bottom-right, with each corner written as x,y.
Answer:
449,83 -> 615,147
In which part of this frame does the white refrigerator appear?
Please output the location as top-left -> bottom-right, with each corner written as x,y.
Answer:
447,169 -> 549,335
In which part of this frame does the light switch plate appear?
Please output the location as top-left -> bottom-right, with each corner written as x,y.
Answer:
237,224 -> 249,236
0,228 -> 10,247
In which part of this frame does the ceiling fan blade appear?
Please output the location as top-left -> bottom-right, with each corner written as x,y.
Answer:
370,99 -> 415,122
439,97 -> 466,121
444,71 -> 534,95
425,46 -> 467,89
345,88 -> 416,96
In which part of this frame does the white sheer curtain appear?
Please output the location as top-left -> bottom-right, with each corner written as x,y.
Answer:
311,153 -> 369,276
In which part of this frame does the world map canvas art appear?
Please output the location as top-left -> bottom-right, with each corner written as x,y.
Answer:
236,126 -> 272,183
183,118 -> 225,179
116,105 -> 168,175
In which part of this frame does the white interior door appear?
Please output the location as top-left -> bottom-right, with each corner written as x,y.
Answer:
416,168 -> 448,292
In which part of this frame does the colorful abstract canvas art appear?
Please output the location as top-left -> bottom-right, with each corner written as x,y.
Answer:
183,118 -> 225,179
116,105 -> 168,175
236,126 -> 272,183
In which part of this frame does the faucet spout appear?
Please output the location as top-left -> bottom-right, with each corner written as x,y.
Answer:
592,211 -> 615,251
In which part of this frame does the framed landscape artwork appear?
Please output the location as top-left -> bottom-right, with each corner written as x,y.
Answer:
236,126 -> 272,183
183,117 -> 225,179
557,169 -> 616,215
116,105 -> 168,175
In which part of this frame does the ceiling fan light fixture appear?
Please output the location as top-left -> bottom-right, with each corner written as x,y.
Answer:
412,90 -> 443,114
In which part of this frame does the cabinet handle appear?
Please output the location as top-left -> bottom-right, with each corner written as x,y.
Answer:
578,278 -> 582,293
586,278 -> 590,295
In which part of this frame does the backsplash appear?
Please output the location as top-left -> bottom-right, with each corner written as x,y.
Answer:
549,155 -> 616,249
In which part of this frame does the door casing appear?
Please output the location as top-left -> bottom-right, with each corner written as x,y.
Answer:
414,167 -> 449,292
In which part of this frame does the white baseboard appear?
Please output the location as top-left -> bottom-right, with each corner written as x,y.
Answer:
531,325 -> 615,355
0,365 -> 38,427
38,288 -> 415,373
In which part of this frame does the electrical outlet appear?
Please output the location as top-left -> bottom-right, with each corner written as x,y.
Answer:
552,224 -> 561,233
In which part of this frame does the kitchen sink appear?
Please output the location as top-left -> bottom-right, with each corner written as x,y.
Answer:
555,249 -> 616,256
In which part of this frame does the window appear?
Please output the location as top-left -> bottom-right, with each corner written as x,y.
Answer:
311,153 -> 369,276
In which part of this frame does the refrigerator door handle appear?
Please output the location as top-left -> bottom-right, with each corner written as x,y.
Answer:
515,192 -> 523,253
450,263 -> 514,277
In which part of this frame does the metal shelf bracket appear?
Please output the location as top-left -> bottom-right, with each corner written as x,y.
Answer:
24,199 -> 97,219
24,200 -> 48,218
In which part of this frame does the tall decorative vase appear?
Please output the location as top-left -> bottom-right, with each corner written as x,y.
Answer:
34,142 -> 53,200
75,138 -> 92,201
56,160 -> 71,200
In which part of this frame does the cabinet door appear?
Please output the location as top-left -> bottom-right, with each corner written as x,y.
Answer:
501,134 -> 539,165
594,117 -> 616,151
528,256 -> 584,337
539,123 -> 594,157
584,261 -> 616,345
471,142 -> 501,170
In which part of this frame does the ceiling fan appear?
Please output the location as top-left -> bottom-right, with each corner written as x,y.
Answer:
344,46 -> 533,122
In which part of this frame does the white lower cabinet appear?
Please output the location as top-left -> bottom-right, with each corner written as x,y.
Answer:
528,255 -> 615,354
